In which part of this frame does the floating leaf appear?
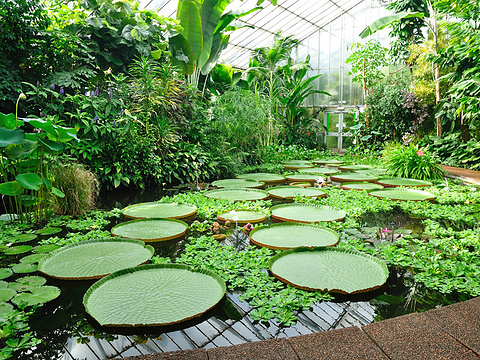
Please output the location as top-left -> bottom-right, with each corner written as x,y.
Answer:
369,188 -> 435,201
340,182 -> 384,192
331,173 -> 378,183
4,245 -> 33,255
217,209 -> 267,224
32,244 -> 61,253
122,202 -> 197,220
375,178 -> 433,187
338,165 -> 374,172
204,188 -> 268,202
0,268 -> 13,280
38,239 -> 154,280
286,174 -> 324,182
237,173 -> 285,185
281,160 -> 313,170
20,253 -> 46,264
269,247 -> 388,294
11,263 -> 37,274
9,233 -> 37,243
271,203 -> 346,223
12,285 -> 61,306
0,281 -> 7,288
111,219 -> 188,242
310,159 -> 344,166
212,178 -> 264,189
267,186 -> 326,201
298,167 -> 339,175
249,223 -> 339,250
34,227 -> 62,236
83,264 -> 226,327
0,302 -> 13,315
9,276 -> 46,291
0,288 -> 16,302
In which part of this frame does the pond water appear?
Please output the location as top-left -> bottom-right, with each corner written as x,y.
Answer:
6,179 -> 467,360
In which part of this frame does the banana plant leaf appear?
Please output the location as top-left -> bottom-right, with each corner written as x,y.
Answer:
250,223 -> 339,250
217,209 -> 267,224
267,186 -> 326,200
111,219 -> 188,242
269,247 -> 388,294
212,178 -> 264,189
83,264 -> 226,327
237,173 -> 285,185
375,178 -> 433,187
298,167 -> 339,175
340,182 -> 385,192
122,202 -> 197,220
271,203 -> 346,223
38,239 -> 154,280
204,188 -> 268,202
359,11 -> 424,39
331,173 -> 378,183
369,188 -> 435,201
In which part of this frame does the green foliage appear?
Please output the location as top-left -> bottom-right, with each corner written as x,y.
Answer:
383,143 -> 445,180
0,308 -> 41,359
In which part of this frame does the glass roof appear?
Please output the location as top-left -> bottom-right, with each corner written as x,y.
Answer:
140,0 -> 389,69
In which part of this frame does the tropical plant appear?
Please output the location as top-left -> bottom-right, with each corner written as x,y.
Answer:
382,142 -> 445,180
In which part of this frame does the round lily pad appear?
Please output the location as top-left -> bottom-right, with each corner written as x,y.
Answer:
375,178 -> 433,187
217,210 -> 267,224
9,234 -> 37,243
271,204 -> 346,223
0,302 -> 13,315
286,174 -> 325,183
83,264 -> 226,327
0,268 -> 13,280
0,281 -> 7,288
111,219 -> 188,242
298,167 -> 339,175
0,288 -> 16,302
340,183 -> 385,191
204,188 -> 268,202
212,178 -> 264,189
9,276 -> 46,291
249,223 -> 339,250
34,227 -> 62,236
356,168 -> 387,176
4,245 -> 33,255
310,159 -> 344,166
331,173 -> 378,183
122,202 -> 197,220
32,244 -> 61,253
237,173 -> 286,185
369,188 -> 436,201
11,263 -> 37,274
281,160 -> 313,170
38,239 -> 154,280
12,286 -> 61,307
338,165 -> 374,172
20,253 -> 46,264
269,247 -> 388,294
267,186 -> 326,201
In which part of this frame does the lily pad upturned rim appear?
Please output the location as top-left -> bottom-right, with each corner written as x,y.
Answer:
285,174 -> 326,182
249,223 -> 339,250
338,165 -> 374,172
217,209 -> 267,224
204,188 -> 269,202
83,263 -> 226,327
271,203 -> 346,223
298,167 -> 339,175
211,178 -> 265,189
237,173 -> 286,185
268,247 -> 389,294
331,173 -> 378,183
375,178 -> 433,187
38,238 -> 155,280
369,188 -> 436,201
111,218 -> 189,242
267,186 -> 327,200
310,159 -> 344,165
340,182 -> 385,192
121,202 -> 197,220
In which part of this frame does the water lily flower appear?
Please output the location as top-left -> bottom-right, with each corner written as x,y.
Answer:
416,150 -> 424,156
243,223 -> 253,234
382,227 -> 392,233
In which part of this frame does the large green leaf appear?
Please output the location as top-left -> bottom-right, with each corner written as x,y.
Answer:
5,139 -> 37,159
0,181 -> 23,196
269,247 -> 388,294
338,165 -> 374,172
4,245 -> 33,255
169,34 -> 195,75
0,268 -> 13,280
375,178 -> 433,187
286,174 -> 324,182
311,159 -> 344,166
200,33 -> 229,75
212,178 -> 264,189
83,264 -> 226,326
217,209 -> 267,224
369,188 -> 435,201
271,203 -> 346,223
111,219 -> 188,242
0,288 -> 16,302
38,239 -> 154,280
122,202 -> 197,220
0,128 -> 25,147
21,118 -> 78,142
359,11 -> 425,39
237,172 -> 285,185
340,182 -> 384,192
204,188 -> 268,202
250,223 -> 339,250
299,167 -> 339,175
16,173 -> 43,190
12,286 -> 61,306
177,0 -> 203,61
331,173 -> 378,183
37,137 -> 63,152
0,112 -> 22,129
267,186 -> 326,200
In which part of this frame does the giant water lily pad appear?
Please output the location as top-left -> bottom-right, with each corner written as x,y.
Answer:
298,167 -> 339,175
237,173 -> 285,185
122,202 -> 197,220
204,188 -> 268,202
217,210 -> 267,224
281,160 -> 313,170
249,223 -> 339,250
212,178 -> 264,189
38,239 -> 155,280
369,188 -> 436,201
331,173 -> 378,183
375,178 -> 433,187
286,174 -> 325,183
111,219 -> 188,242
340,182 -> 385,192
267,186 -> 326,201
311,159 -> 344,166
269,247 -> 388,294
356,168 -> 387,176
338,165 -> 374,172
83,264 -> 226,327
271,204 -> 346,223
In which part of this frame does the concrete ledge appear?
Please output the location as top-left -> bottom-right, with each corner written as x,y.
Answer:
124,348 -> 208,360
207,338 -> 298,360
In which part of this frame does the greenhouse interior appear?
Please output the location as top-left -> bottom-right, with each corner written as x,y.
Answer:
1,0 -> 480,359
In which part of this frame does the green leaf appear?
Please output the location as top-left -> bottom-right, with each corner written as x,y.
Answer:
4,139 -> 37,159
51,186 -> 65,198
12,286 -> 61,306
270,203 -> 346,223
169,34 -> 195,75
0,112 -> 22,129
122,202 -> 197,220
359,12 -> 425,39
111,219 -> 188,242
4,245 -> 33,255
16,173 -> 43,190
0,268 -> 13,280
11,263 -> 37,274
177,0 -> 203,61
0,288 -> 16,302
0,128 -> 25,147
0,181 -> 23,196
37,137 -> 63,152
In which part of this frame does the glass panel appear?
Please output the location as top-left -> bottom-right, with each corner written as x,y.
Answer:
326,136 -> 339,149
342,135 -> 354,149
326,113 -> 340,134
